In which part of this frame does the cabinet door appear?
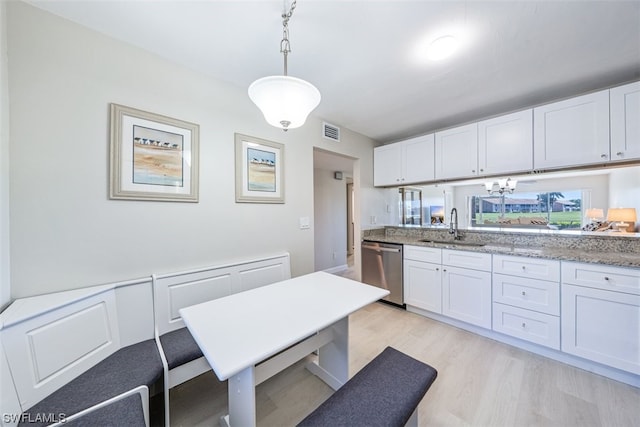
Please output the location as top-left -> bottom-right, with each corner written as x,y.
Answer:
478,109 -> 533,175
402,134 -> 435,184
562,284 -> 640,374
435,123 -> 478,180
442,266 -> 492,328
533,90 -> 610,169
404,259 -> 442,313
610,81 -> 640,162
374,143 -> 402,186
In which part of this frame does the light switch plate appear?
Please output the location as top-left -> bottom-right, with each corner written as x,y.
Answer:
299,217 -> 310,229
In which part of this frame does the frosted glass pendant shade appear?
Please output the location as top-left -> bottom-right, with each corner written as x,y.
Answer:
248,75 -> 321,130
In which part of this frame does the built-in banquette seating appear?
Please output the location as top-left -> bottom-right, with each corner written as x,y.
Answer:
152,254 -> 291,425
0,253 -> 290,427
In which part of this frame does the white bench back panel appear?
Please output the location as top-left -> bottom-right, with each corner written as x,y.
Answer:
30,302 -> 112,382
115,281 -> 155,347
235,257 -> 292,293
154,253 -> 290,336
168,275 -> 233,323
3,290 -> 120,410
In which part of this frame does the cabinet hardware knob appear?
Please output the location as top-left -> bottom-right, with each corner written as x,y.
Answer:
601,154 -> 608,159
521,291 -> 526,296
436,268 -> 439,271
522,266 -> 526,270
616,152 -> 623,157
604,276 -> 610,281
521,323 -> 526,328
443,269 -> 447,272
472,169 -> 476,173
480,169 -> 484,172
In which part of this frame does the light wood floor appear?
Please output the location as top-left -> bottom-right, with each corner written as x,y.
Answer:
159,302 -> 640,427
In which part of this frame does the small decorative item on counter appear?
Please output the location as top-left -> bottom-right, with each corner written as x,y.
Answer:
581,221 -> 611,232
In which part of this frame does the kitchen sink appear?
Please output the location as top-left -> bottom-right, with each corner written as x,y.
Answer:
419,239 -> 486,247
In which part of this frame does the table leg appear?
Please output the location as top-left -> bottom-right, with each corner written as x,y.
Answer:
317,316 -> 349,389
224,365 -> 256,427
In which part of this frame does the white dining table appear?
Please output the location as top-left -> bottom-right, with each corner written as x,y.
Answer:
179,271 -> 389,427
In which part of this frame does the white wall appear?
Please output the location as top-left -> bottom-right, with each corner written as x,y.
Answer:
313,169 -> 348,271
6,2 -> 376,298
1,1 -> 10,310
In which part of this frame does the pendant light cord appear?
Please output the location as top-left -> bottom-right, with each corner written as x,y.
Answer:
280,0 -> 297,76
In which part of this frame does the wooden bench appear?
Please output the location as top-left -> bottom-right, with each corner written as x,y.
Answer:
1,278 -> 159,427
0,253 -> 291,426
297,347 -> 438,427
152,253 -> 291,426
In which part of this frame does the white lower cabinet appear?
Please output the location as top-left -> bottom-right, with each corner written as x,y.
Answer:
443,266 -> 492,329
491,255 -> 560,349
441,250 -> 492,329
403,246 -> 442,313
402,247 -> 640,379
561,262 -> 640,375
404,259 -> 442,313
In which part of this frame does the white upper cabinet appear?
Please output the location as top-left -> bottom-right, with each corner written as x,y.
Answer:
610,81 -> 640,162
374,134 -> 434,186
435,123 -> 478,180
533,90 -> 610,169
478,109 -> 533,175
373,144 -> 402,186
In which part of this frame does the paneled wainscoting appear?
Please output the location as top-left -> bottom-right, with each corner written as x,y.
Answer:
157,302 -> 640,426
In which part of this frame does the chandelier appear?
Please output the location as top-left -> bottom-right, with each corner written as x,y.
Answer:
485,178 -> 517,195
248,0 -> 321,131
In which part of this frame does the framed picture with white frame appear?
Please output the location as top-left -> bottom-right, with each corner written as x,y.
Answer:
234,133 -> 285,204
109,103 -> 199,202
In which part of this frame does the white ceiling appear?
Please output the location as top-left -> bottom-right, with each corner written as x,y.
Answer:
26,0 -> 640,143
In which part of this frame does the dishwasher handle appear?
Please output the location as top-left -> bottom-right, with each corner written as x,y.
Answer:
362,244 -> 401,253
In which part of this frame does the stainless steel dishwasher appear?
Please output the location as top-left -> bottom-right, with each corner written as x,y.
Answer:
361,241 -> 404,307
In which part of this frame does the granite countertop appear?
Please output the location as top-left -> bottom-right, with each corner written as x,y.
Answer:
362,235 -> 640,269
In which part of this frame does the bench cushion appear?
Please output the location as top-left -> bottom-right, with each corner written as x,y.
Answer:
63,392 -> 146,427
20,339 -> 162,427
159,327 -> 204,369
297,346 -> 438,427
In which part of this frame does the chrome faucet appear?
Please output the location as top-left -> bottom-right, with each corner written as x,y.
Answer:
449,208 -> 460,240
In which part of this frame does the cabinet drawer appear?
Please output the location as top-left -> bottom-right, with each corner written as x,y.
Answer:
493,255 -> 560,282
443,249 -> 491,271
561,262 -> 640,295
493,303 -> 560,349
492,273 -> 559,315
404,245 -> 441,263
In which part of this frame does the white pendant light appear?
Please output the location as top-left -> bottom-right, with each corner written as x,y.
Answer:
248,0 -> 320,131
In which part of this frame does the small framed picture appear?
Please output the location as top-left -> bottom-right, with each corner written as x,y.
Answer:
109,103 -> 199,202
235,133 -> 284,204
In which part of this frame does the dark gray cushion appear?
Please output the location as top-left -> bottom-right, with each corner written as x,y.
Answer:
297,346 -> 438,427
20,339 -> 162,427
63,392 -> 146,427
159,327 -> 203,369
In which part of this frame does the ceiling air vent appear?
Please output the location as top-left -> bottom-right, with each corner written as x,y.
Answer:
322,122 -> 341,142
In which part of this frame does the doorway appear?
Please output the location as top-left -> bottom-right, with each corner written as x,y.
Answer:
312,148 -> 358,278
